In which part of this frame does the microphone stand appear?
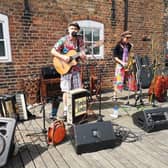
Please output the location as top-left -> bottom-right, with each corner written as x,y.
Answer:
134,56 -> 144,106
40,97 -> 48,133
97,68 -> 103,122
83,61 -> 92,102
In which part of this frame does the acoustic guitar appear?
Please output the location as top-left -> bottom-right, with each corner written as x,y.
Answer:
53,50 -> 81,75
53,40 -> 103,75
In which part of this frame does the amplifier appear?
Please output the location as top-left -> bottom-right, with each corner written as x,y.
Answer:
41,65 -> 60,79
67,88 -> 89,124
132,107 -> 168,132
69,121 -> 117,154
0,117 -> 16,167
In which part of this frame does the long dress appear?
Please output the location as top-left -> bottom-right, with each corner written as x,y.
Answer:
114,47 -> 128,92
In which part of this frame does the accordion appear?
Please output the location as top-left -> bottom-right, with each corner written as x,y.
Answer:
0,95 -> 16,118
0,93 -> 28,121
15,93 -> 28,121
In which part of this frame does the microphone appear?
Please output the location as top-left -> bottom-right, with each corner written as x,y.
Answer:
71,31 -> 82,37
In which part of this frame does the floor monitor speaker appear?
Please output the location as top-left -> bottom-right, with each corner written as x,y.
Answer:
132,107 -> 168,132
0,117 -> 16,167
69,121 -> 117,154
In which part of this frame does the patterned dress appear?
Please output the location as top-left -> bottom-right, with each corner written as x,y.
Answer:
113,42 -> 132,92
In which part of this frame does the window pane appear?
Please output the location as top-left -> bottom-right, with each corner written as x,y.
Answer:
85,42 -> 92,55
93,47 -> 100,55
0,23 -> 3,39
93,29 -> 99,41
0,41 -> 5,56
85,28 -> 92,41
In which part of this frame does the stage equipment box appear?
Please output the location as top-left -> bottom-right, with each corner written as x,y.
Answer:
67,88 -> 89,124
132,107 -> 168,132
69,121 -> 117,154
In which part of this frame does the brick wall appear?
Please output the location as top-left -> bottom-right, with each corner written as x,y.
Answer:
164,0 -> 168,64
0,0 -> 166,95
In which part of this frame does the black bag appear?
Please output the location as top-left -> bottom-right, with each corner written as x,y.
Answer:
41,66 -> 60,79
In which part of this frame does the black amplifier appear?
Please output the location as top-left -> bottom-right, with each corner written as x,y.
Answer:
69,121 -> 117,154
41,65 -> 60,79
132,107 -> 168,132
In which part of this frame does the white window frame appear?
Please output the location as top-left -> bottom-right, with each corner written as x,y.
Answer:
77,20 -> 104,59
0,14 -> 12,62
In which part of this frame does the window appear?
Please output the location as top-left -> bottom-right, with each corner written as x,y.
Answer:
0,14 -> 12,62
77,20 -> 104,59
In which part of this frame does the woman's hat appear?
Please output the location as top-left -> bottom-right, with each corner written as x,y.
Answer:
121,30 -> 132,38
68,22 -> 80,30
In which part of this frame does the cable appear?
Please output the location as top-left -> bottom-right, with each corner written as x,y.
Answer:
112,123 -> 141,143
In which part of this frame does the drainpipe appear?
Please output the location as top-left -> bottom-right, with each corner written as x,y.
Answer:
124,0 -> 128,31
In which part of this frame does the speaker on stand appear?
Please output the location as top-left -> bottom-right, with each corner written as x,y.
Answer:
0,117 -> 17,167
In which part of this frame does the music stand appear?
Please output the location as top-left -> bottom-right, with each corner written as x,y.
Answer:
26,96 -> 58,144
25,97 -> 47,142
40,96 -> 61,132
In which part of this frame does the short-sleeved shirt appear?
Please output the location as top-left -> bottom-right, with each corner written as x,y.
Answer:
54,35 -> 84,53
54,35 -> 84,72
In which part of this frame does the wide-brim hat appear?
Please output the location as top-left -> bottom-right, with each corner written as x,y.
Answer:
68,22 -> 80,30
121,30 -> 132,38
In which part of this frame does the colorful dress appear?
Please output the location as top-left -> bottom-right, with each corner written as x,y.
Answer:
113,42 -> 132,92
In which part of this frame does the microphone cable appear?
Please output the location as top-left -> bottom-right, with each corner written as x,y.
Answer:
112,123 -> 142,143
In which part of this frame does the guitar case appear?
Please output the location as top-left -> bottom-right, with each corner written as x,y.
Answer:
135,55 -> 153,89
47,120 -> 66,145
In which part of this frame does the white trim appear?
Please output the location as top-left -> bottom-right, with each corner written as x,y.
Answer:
0,14 -> 12,62
77,20 -> 104,59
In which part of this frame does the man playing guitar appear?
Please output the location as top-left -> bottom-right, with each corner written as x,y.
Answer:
51,22 -> 86,120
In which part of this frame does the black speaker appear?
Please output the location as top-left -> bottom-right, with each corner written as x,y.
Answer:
41,66 -> 60,79
69,121 -> 117,154
0,117 -> 16,167
132,107 -> 168,132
